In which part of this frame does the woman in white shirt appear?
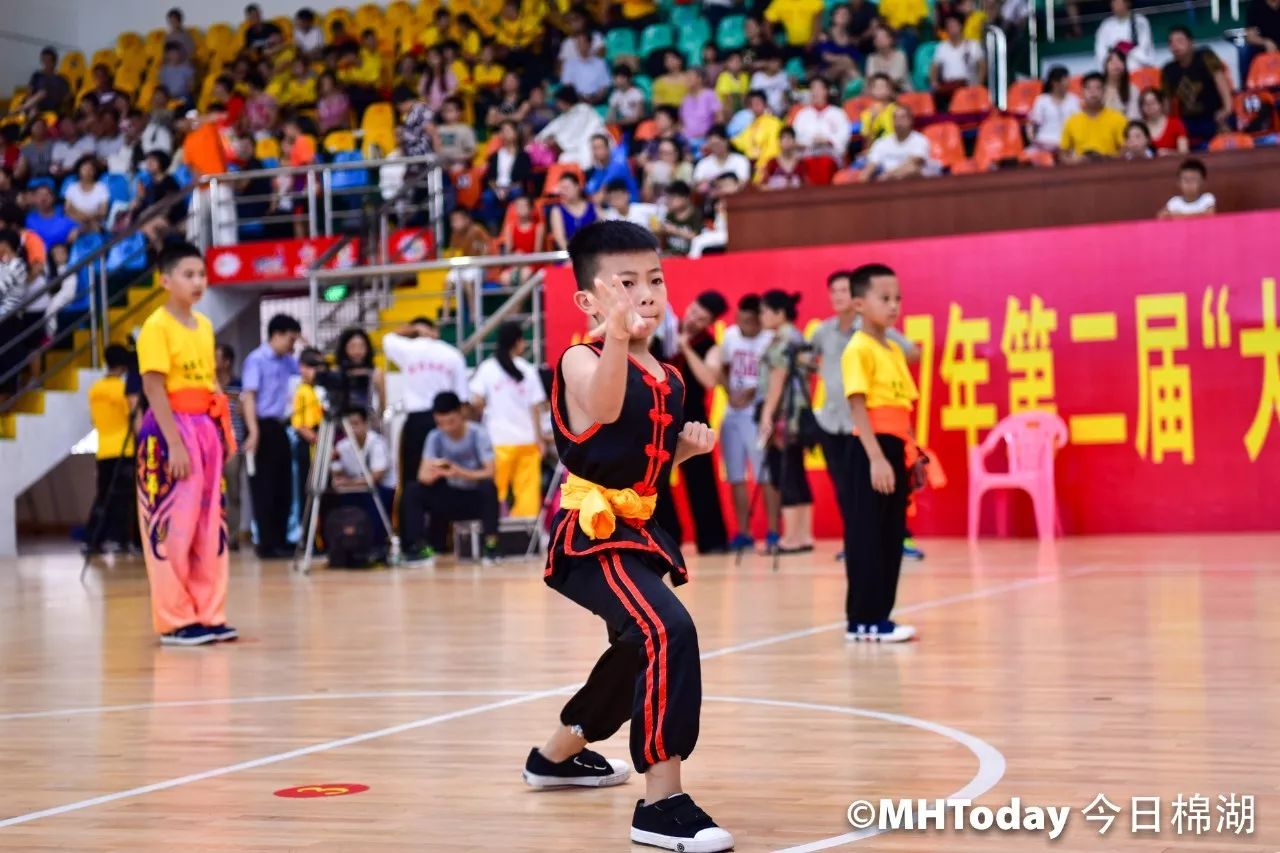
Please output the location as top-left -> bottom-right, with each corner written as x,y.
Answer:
1103,49 -> 1141,119
1025,66 -> 1080,152
64,155 -> 110,231
468,321 -> 548,518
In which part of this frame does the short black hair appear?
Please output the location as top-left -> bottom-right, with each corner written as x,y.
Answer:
706,124 -> 728,141
217,343 -> 236,364
557,171 -> 582,187
299,346 -> 326,366
297,8 -> 316,23
105,344 -> 132,371
762,289 -> 800,321
568,220 -> 660,291
0,228 -> 20,254
156,241 -> 203,274
827,270 -> 851,288
747,89 -> 767,103
145,149 -> 172,172
613,64 -> 633,78
411,315 -> 436,328
1169,24 -> 1193,40
245,3 -> 262,14
168,6 -> 184,20
73,154 -> 102,179
267,313 -> 302,337
738,294 -> 761,312
942,12 -> 963,26
1179,157 -> 1207,178
779,126 -> 796,140
342,407 -> 368,422
667,180 -> 692,197
41,47 -> 58,62
555,85 -> 581,105
433,391 -> 463,414
654,105 -> 679,124
695,290 -> 729,319
0,203 -> 23,226
1082,71 -> 1105,87
605,178 -> 630,194
849,263 -> 896,297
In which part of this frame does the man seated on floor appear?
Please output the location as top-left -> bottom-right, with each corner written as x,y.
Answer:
399,392 -> 502,566
325,408 -> 397,551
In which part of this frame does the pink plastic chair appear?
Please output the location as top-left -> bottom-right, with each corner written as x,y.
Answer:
967,411 -> 1068,542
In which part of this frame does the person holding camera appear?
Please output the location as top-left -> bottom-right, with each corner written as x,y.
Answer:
399,392 -> 501,566
755,289 -> 815,555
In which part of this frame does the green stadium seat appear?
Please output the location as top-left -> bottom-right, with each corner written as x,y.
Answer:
715,15 -> 747,51
633,74 -> 654,102
671,5 -> 702,28
680,17 -> 712,47
606,28 -> 638,61
785,56 -> 806,79
842,76 -> 864,99
639,23 -> 675,57
913,41 -> 938,93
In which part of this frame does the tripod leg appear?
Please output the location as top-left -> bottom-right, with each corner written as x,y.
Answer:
338,416 -> 400,565
295,419 -> 335,574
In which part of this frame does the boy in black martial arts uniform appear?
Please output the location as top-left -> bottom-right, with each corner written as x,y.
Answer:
520,221 -> 734,852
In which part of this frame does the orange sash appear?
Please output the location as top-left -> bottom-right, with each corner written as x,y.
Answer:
168,388 -> 237,454
856,406 -> 947,491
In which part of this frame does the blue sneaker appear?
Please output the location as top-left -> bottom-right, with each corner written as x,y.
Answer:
160,625 -> 217,646
728,533 -> 754,551
759,532 -> 781,554
903,537 -> 925,560
845,620 -> 917,643
206,624 -> 239,642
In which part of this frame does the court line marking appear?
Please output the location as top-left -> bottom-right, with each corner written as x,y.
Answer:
0,567 -> 1089,831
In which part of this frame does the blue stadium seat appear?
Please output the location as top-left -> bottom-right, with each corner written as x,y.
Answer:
639,23 -> 674,57
715,16 -> 747,51
605,28 -> 638,62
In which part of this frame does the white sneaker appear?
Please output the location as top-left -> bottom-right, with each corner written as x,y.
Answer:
845,621 -> 917,643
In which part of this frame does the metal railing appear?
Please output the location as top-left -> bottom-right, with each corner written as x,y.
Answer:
0,185 -> 194,417
986,25 -> 1010,110
1043,0 -> 1226,43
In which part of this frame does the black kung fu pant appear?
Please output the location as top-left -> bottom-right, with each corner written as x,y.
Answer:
842,434 -> 910,626
552,551 -> 701,773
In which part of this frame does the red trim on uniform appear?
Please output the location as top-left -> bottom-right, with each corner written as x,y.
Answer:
600,553 -> 658,767
544,513 -> 574,577
663,364 -> 685,407
610,552 -> 670,762
550,368 -> 601,444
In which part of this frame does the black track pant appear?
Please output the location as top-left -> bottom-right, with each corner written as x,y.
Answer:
842,434 -> 909,626
554,552 -> 701,773
249,418 -> 292,551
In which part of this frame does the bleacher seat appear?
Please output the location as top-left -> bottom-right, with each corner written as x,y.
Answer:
678,20 -> 712,58
911,43 -> 938,93
950,157 -> 980,174
973,115 -> 1024,169
103,173 -> 133,205
671,5 -> 703,28
361,103 -> 397,157
541,162 -> 586,196
1006,79 -> 1041,117
255,136 -> 282,162
897,91 -> 935,118
831,168 -> 861,184
606,28 -> 639,62
1130,66 -> 1161,93
324,130 -> 357,154
1247,53 -> 1280,89
715,16 -> 747,51
923,121 -> 965,169
844,95 -> 874,123
1235,90 -> 1278,135
1020,149 -> 1056,168
949,85 -> 992,114
639,24 -> 675,58
1207,132 -> 1255,151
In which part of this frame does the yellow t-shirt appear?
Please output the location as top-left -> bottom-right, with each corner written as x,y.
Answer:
136,308 -> 217,393
715,71 -> 750,112
878,0 -> 929,30
622,0 -> 658,20
474,61 -> 506,89
733,113 -> 783,161
89,375 -> 134,459
291,383 -> 323,431
963,10 -> 988,41
495,15 -> 541,48
764,0 -> 825,45
1060,108 -> 1127,157
339,49 -> 382,87
652,74 -> 690,108
841,331 -> 919,411
860,102 -> 897,143
269,74 -> 318,107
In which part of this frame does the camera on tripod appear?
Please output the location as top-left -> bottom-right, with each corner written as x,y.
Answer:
308,360 -> 372,418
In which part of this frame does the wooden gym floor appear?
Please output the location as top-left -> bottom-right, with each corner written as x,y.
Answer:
0,534 -> 1277,851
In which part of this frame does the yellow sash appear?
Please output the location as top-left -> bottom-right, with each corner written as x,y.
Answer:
560,474 -> 657,540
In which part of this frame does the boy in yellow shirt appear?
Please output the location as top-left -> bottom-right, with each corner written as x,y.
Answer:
714,51 -> 750,114
840,263 -> 919,644
289,348 -> 326,539
764,0 -> 824,51
135,243 -> 238,646
85,344 -> 139,555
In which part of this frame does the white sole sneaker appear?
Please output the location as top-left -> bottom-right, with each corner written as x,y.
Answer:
160,632 -> 217,647
522,758 -> 631,789
630,826 -> 735,852
845,625 -> 918,643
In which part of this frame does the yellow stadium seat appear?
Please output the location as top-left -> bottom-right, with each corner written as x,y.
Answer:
90,48 -> 119,72
7,92 -> 27,113
60,49 -> 85,79
273,17 -> 294,40
355,3 -> 385,27
361,101 -> 396,157
256,136 -> 282,161
116,31 -> 144,56
325,7 -> 355,32
137,78 -> 157,108
325,130 -> 357,153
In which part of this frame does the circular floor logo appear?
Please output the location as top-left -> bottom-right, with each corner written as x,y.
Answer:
274,783 -> 369,798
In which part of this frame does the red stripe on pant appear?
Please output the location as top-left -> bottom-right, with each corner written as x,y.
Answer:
598,553 -> 665,766
605,552 -> 670,763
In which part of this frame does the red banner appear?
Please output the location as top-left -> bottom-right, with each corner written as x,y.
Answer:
544,211 -> 1280,536
207,237 -> 361,284
387,227 -> 437,264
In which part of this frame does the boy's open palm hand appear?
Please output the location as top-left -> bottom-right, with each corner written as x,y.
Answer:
678,421 -> 716,457
590,275 -> 655,342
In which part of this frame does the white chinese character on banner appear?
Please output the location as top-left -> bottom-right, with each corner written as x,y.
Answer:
1131,797 -> 1161,833
1171,793 -> 1212,835
1083,794 -> 1121,834
1216,794 -> 1255,834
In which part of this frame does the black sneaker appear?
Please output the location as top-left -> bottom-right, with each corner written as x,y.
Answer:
206,624 -> 239,642
521,747 -> 631,789
631,794 -> 734,852
160,625 -> 217,646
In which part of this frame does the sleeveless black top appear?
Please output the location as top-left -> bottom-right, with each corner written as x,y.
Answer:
546,344 -> 688,586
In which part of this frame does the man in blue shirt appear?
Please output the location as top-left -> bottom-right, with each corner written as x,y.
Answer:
24,180 -> 77,250
241,313 -> 301,559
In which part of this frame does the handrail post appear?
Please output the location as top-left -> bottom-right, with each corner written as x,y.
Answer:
307,171 -> 319,238
87,263 -> 100,370
1028,0 -> 1039,78
1046,0 -> 1055,42
308,272 -> 320,345
98,256 -> 110,349
322,167 -> 334,237
431,166 -> 445,256
532,277 -> 543,366
378,209 -> 390,307
209,177 -> 222,246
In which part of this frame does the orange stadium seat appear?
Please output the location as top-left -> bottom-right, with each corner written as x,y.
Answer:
1207,132 -> 1255,151
923,121 -> 965,169
542,163 -> 586,196
1234,90 -> 1278,134
1130,66 -> 1162,93
1247,53 -> 1280,89
1068,74 -> 1084,96
973,115 -> 1024,169
843,95 -> 874,122
1020,148 -> 1056,168
455,165 -> 487,209
897,91 -> 935,118
831,168 -> 862,184
949,157 -> 980,174
1006,79 -> 1041,117
949,85 -> 992,114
